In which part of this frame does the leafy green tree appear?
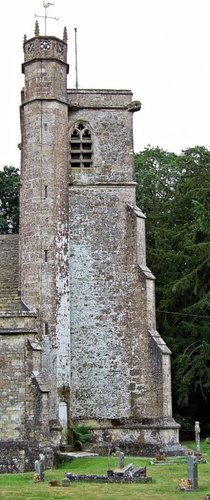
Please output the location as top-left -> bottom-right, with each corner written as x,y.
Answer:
135,146 -> 210,431
0,166 -> 19,233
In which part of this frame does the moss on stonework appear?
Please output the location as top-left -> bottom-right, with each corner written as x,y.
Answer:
58,385 -> 70,403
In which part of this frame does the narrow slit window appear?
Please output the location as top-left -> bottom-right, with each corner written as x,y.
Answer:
44,185 -> 48,198
44,250 -> 48,262
70,122 -> 92,169
44,322 -> 49,335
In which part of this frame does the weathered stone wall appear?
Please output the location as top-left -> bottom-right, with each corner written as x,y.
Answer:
0,442 -> 53,473
87,425 -> 180,456
0,305 -> 58,472
68,90 -> 174,426
23,61 -> 68,103
70,185 -> 135,418
0,333 -> 29,441
68,89 -> 134,186
69,186 -> 169,421
0,330 -> 47,442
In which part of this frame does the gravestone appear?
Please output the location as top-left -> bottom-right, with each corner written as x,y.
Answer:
62,477 -> 70,487
34,460 -> 39,474
187,453 -> 198,489
133,466 -> 147,477
195,421 -> 201,452
34,454 -> 45,482
39,454 -> 45,482
118,451 -> 125,469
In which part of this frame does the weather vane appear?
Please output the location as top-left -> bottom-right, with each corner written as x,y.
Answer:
35,2 -> 59,36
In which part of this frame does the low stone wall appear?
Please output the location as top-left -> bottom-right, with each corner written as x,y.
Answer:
0,441 -> 54,473
80,419 -> 183,456
65,473 -> 152,483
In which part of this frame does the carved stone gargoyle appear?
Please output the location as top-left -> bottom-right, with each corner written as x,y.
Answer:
127,100 -> 141,112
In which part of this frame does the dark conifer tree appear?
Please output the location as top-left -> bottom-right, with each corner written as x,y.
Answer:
135,146 -> 210,433
0,166 -> 19,234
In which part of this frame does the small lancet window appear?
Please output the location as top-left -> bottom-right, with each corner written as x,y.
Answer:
70,122 -> 92,168
44,322 -> 49,335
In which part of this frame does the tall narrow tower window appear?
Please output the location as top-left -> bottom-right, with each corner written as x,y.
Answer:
44,322 -> 49,335
70,122 -> 92,168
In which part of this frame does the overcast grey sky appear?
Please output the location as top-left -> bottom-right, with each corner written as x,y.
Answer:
0,0 -> 210,168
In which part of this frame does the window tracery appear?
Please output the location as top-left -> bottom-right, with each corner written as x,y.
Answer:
70,122 -> 92,168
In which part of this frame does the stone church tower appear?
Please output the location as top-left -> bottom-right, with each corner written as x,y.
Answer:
0,24 -> 182,471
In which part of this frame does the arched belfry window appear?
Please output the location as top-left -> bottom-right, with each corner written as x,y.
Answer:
70,122 -> 93,168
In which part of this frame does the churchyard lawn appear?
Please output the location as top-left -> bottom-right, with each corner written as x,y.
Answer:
0,441 -> 210,499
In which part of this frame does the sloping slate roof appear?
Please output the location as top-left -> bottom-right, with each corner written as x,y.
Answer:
0,234 -> 21,311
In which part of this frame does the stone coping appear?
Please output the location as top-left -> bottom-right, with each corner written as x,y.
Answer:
69,182 -> 137,187
149,329 -> 172,355
139,264 -> 156,280
150,456 -> 187,465
0,328 -> 38,335
0,311 -> 36,318
68,89 -> 132,95
59,452 -> 99,458
73,418 -> 180,429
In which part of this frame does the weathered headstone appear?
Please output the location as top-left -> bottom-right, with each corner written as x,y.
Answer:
39,453 -> 45,481
133,466 -> 146,477
116,447 -> 125,469
34,460 -> 39,474
34,454 -> 45,482
62,477 -> 70,487
195,421 -> 201,452
187,453 -> 198,489
121,463 -> 134,476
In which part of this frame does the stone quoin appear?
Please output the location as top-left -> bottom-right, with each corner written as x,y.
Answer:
0,23 -> 182,472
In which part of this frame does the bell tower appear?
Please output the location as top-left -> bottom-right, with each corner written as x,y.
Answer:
17,20 -> 183,458
19,21 -> 70,418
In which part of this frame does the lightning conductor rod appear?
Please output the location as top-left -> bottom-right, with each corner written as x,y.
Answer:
74,27 -> 79,89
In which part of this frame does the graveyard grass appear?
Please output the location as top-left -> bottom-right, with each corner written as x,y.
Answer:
0,441 -> 210,499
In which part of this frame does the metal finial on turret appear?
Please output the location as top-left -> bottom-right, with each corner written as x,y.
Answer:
23,34 -> 27,47
34,20 -> 40,36
35,3 -> 59,36
63,27 -> 68,42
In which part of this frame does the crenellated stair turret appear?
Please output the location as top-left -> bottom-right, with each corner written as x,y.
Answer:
19,21 -> 70,421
